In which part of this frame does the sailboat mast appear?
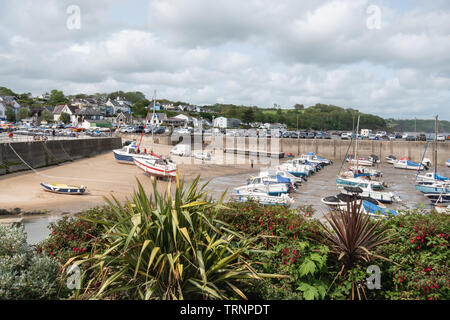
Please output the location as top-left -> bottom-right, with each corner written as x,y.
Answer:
152,90 -> 156,151
355,115 -> 360,168
434,115 -> 438,176
137,93 -> 155,152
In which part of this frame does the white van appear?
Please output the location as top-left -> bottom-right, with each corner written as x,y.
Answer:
170,144 -> 191,157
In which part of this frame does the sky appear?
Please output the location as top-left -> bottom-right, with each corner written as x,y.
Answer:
0,0 -> 449,120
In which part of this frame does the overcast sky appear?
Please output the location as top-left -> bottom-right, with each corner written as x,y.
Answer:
0,0 -> 449,120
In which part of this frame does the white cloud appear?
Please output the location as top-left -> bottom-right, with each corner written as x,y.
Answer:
0,0 -> 449,119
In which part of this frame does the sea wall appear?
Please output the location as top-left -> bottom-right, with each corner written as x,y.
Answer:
278,139 -> 450,165
202,137 -> 450,165
0,137 -> 122,175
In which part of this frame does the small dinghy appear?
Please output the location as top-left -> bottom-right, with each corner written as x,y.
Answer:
40,182 -> 87,195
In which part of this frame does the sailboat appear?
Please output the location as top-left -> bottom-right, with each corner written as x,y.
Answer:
414,116 -> 449,197
336,116 -> 385,189
113,94 -> 161,164
132,91 -> 177,179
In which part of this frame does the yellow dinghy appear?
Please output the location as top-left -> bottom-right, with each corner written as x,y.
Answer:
40,182 -> 87,195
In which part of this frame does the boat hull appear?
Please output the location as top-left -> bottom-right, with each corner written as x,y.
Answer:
40,183 -> 87,195
134,158 -> 177,178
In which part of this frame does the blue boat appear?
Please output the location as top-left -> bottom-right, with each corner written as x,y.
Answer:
415,184 -> 450,194
362,200 -> 398,217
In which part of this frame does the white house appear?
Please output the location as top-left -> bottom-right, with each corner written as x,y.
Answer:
106,97 -> 132,114
0,102 -> 6,120
213,117 -> 228,128
149,113 -> 167,126
52,104 -> 77,122
213,117 -> 241,129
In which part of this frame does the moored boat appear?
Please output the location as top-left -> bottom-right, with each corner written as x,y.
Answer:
113,143 -> 160,164
40,182 -> 87,195
134,157 -> 177,178
394,159 -> 425,170
233,190 -> 294,206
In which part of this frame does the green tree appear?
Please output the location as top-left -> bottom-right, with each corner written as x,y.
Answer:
17,107 -> 30,121
59,112 -> 71,124
5,107 -> 15,122
294,104 -> 304,111
242,108 -> 255,123
42,109 -> 54,122
48,90 -> 68,106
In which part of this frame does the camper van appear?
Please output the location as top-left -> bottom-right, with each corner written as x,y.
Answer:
170,144 -> 191,157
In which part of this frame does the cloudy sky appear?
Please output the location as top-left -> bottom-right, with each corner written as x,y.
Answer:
0,0 -> 449,119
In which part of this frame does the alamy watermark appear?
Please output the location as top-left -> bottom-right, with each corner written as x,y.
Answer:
366,5 -> 381,30
66,5 -> 81,30
366,265 -> 381,289
66,264 -> 81,290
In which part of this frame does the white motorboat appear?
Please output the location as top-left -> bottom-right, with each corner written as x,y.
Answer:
260,169 -> 303,186
394,159 -> 425,170
277,162 -> 310,178
236,177 -> 289,196
233,190 -> 294,206
416,172 -> 449,184
346,155 -> 373,166
299,153 -> 332,166
385,155 -> 397,164
336,172 -> 385,190
134,157 -> 177,178
349,166 -> 382,177
338,184 -> 400,204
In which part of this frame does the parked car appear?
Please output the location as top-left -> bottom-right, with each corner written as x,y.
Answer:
315,131 -> 323,139
437,134 -> 446,142
368,133 -> 377,140
416,133 -> 427,141
299,131 -> 307,139
405,135 -> 416,141
307,132 -> 315,139
290,132 -> 298,138
323,132 -> 331,139
341,132 -> 350,140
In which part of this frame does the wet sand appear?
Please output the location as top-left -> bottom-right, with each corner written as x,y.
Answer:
0,143 -> 262,216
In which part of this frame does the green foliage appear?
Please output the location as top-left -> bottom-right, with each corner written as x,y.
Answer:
0,86 -> 17,96
131,99 -> 151,118
218,202 -> 331,300
69,178 -> 263,300
0,225 -> 60,299
376,209 -> 449,300
41,109 -> 54,122
5,106 -> 16,122
48,89 -> 68,106
206,103 -> 387,130
59,112 -> 71,124
17,107 -> 30,121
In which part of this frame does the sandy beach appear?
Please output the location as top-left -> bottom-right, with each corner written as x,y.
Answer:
0,143 -> 262,215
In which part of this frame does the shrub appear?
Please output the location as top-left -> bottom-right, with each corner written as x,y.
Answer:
376,208 -> 449,300
0,225 -> 60,299
219,201 -> 331,300
37,207 -> 114,264
67,177 -> 266,300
